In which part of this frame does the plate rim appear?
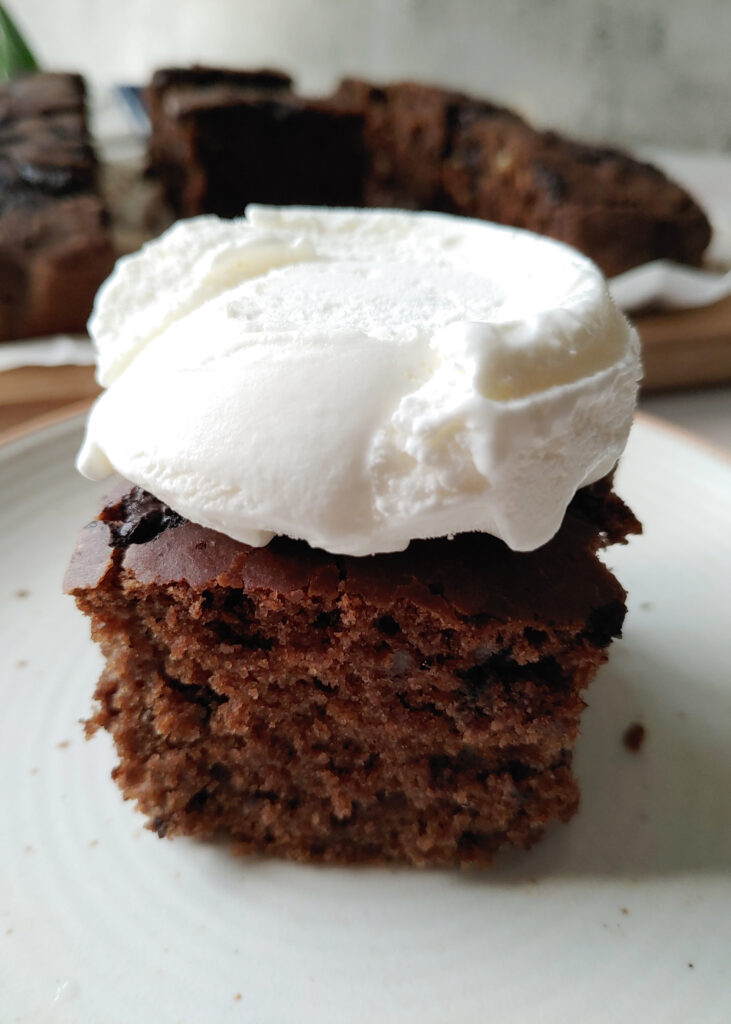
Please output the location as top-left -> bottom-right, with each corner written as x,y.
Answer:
0,398 -> 92,451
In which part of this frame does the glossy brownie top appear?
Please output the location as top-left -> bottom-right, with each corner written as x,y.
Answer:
66,475 -> 640,635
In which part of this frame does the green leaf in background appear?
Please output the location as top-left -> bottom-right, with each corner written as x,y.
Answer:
0,4 -> 39,81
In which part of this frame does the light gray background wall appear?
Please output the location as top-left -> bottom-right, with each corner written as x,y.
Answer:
14,0 -> 731,150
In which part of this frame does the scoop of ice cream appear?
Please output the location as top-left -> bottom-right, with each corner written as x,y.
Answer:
78,206 -> 641,555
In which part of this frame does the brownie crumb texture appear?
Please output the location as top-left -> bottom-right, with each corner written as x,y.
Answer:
65,478 -> 640,867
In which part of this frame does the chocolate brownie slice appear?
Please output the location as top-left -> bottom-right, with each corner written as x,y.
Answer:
146,66 -> 364,217
147,67 -> 711,277
340,79 -> 711,277
442,110 -> 712,277
65,477 -> 640,866
0,72 -> 115,340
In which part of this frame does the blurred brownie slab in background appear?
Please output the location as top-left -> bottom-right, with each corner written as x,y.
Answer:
0,67 -> 712,344
341,79 -> 712,278
147,67 -> 711,278
0,72 -> 115,341
146,66 -> 364,217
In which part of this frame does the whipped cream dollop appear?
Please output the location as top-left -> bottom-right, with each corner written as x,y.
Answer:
78,206 -> 641,555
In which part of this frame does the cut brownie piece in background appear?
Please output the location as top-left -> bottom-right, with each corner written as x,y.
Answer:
332,78 -> 471,211
65,477 -> 640,867
333,79 -> 522,215
338,78 -> 712,277
0,72 -> 115,340
146,68 -> 711,277
442,110 -> 713,277
146,65 -> 364,217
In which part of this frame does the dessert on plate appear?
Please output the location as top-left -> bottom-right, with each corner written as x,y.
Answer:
66,206 -> 641,866
146,66 -> 711,277
0,72 -> 115,341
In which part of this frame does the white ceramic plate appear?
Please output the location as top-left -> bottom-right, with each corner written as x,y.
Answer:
1,412 -> 730,1024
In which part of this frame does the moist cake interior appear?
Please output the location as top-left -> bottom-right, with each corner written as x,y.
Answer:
66,478 -> 640,867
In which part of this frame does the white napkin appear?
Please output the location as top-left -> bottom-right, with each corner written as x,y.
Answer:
609,261 -> 731,312
0,336 -> 95,374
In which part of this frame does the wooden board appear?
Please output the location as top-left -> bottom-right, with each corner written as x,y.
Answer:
0,364 -> 99,435
0,298 -> 730,437
634,293 -> 731,392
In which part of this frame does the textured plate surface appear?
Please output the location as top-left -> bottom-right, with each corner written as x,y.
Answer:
1,413 -> 730,1024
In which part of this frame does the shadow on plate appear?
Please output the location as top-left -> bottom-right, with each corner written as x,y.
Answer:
464,635 -> 731,884
142,630 -> 730,887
